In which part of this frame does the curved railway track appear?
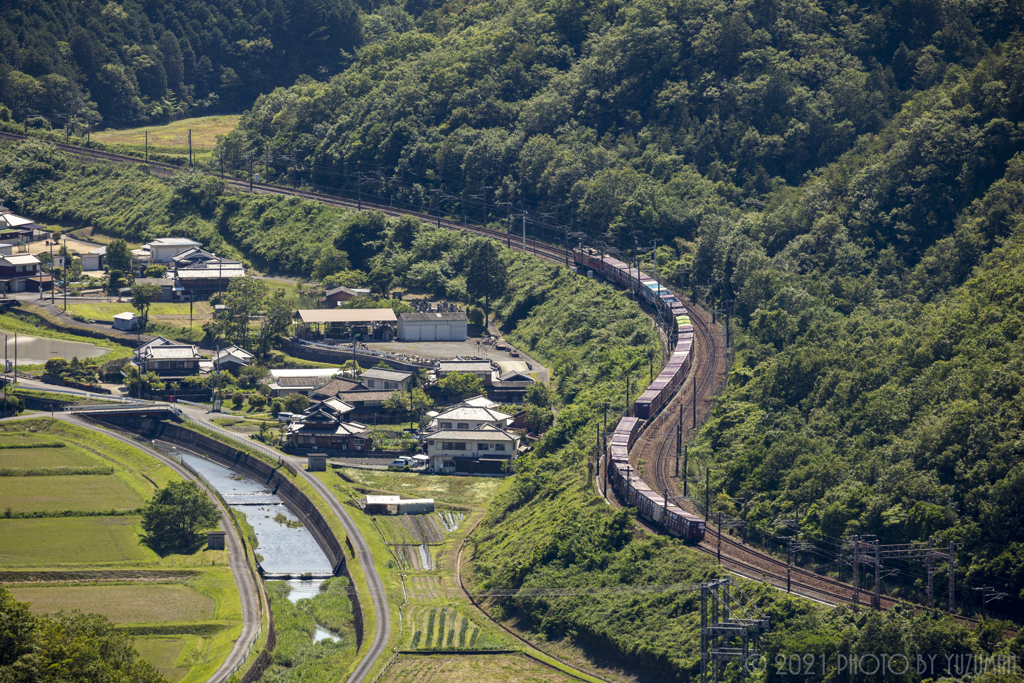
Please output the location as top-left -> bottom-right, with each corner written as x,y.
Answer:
8,131 -> 999,631
0,131 -> 571,265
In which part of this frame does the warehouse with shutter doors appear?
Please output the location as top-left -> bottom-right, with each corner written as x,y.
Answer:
397,311 -> 468,341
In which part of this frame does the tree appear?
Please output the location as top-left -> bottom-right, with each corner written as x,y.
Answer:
0,587 -> 164,682
524,403 -> 554,433
368,263 -> 395,296
143,264 -> 168,278
438,371 -> 484,399
130,282 -> 161,331
525,382 -> 551,407
106,239 -> 132,273
383,387 -> 434,413
254,289 -> 292,356
465,238 -> 509,325
141,480 -> 220,552
283,392 -> 310,413
107,269 -> 127,295
214,276 -> 268,348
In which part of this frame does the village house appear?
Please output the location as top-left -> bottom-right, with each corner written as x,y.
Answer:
310,377 -> 363,401
436,360 -> 496,386
124,336 -> 203,378
131,237 -> 202,270
423,424 -> 521,475
0,253 -> 41,293
78,245 -> 106,271
283,398 -> 369,453
319,285 -> 370,308
266,368 -> 341,397
360,368 -> 413,391
428,404 -> 513,431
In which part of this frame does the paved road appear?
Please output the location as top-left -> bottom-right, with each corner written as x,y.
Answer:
178,405 -> 391,683
0,411 -> 261,683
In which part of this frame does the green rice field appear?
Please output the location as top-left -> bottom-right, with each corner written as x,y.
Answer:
0,516 -> 156,565
0,473 -> 146,512
0,446 -> 102,469
0,420 -> 245,681
10,584 -> 216,623
132,638 -> 190,682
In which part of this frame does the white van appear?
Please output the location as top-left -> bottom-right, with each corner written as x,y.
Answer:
387,459 -> 409,470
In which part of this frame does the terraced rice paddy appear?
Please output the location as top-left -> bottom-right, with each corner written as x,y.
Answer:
381,653 -> 578,682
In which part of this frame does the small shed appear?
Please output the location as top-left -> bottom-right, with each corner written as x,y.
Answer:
307,454 -> 327,472
396,498 -> 435,515
206,530 -> 226,550
365,495 -> 400,515
112,311 -> 139,331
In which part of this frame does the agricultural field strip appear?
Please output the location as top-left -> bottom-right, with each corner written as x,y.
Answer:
0,417 -> 259,681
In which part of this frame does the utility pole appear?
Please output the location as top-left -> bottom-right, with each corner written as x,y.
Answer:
62,239 -> 67,311
292,149 -> 298,189
874,540 -> 881,609
247,152 -> 253,192
625,375 -> 630,416
219,151 -> 224,178
145,130 -> 148,162
926,536 -> 934,608
683,447 -> 688,496
852,536 -> 860,605
946,544 -> 954,614
603,433 -> 608,497
692,377 -> 697,428
717,511 -> 722,564
521,211 -> 527,251
49,240 -> 54,304
787,540 -> 792,592
188,129 -> 193,168
704,466 -> 710,517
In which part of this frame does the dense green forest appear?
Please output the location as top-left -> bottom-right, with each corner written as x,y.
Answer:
0,0 -> 361,127
211,0 -> 1024,617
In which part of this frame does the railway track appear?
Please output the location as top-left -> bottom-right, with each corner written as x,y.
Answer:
0,131 -> 572,265
10,131 -> 1000,630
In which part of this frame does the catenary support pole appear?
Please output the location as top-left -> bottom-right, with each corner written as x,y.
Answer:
683,446 -> 688,496
927,536 -> 934,608
874,541 -> 881,609
949,541 -> 956,613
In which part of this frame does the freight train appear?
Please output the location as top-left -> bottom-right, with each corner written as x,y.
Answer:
573,248 -> 706,543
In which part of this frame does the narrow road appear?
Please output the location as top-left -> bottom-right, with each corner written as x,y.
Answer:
0,411 -> 261,683
177,405 -> 392,683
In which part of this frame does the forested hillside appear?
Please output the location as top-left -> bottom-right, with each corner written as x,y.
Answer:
213,0 -> 1024,612
0,0 -> 360,127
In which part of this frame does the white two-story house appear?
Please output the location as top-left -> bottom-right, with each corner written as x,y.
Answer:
424,424 -> 521,475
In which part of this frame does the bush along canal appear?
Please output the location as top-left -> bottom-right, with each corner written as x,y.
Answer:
155,442 -> 358,680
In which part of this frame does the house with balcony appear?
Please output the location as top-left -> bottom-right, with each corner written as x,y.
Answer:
124,336 -> 204,379
423,424 -> 521,475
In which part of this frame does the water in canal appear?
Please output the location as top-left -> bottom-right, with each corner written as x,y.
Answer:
0,329 -> 110,365
157,443 -> 332,576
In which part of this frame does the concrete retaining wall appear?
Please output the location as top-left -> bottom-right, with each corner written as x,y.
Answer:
282,338 -> 428,372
